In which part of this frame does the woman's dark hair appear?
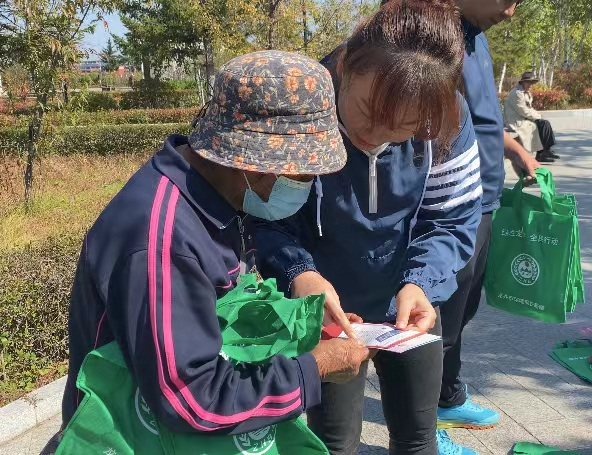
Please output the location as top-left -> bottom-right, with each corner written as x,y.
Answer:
340,0 -> 464,148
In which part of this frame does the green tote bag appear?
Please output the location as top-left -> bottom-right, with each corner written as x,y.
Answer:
484,169 -> 580,323
56,274 -> 329,455
551,193 -> 585,312
549,339 -> 592,384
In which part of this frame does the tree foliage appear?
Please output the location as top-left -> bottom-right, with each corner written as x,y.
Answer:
114,0 -> 379,89
0,0 -> 116,203
487,0 -> 592,89
100,37 -> 121,72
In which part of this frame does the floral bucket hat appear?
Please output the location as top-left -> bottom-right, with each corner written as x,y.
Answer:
189,50 -> 346,175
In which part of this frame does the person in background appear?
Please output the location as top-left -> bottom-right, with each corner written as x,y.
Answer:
40,50 -> 371,455
255,2 -> 483,454
504,71 -> 559,163
432,2 -> 545,455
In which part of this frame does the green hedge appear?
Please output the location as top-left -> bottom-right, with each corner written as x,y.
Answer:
0,122 -> 192,157
0,235 -> 81,393
120,88 -> 199,110
0,108 -> 199,128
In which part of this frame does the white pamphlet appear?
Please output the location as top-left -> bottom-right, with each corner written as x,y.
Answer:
334,323 -> 440,353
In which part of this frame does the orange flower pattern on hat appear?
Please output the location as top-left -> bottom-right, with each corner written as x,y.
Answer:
189,50 -> 346,175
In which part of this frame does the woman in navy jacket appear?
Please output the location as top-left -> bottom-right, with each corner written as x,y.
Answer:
255,2 -> 482,455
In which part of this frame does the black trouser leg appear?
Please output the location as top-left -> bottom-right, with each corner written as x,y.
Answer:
307,310 -> 443,455
307,361 -> 369,455
535,119 -> 556,151
439,213 -> 492,408
376,310 -> 442,455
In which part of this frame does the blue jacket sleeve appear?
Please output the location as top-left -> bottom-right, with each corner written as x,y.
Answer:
398,100 -> 483,304
108,249 -> 321,435
253,196 -> 319,293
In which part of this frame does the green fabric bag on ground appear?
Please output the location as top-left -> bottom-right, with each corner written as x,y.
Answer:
513,442 -> 583,455
57,274 -> 328,455
549,339 -> 592,384
484,169 -> 583,323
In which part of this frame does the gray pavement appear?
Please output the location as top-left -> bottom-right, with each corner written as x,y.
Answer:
0,118 -> 591,455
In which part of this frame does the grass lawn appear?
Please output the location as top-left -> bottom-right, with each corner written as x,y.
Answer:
0,153 -> 151,250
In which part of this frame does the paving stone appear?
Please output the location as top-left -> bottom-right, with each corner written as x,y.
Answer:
522,417 -> 592,451
0,399 -> 36,448
28,377 -> 67,424
0,414 -> 60,455
447,429 -> 495,455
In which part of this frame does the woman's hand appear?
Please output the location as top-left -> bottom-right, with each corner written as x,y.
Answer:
291,271 -> 360,340
394,283 -> 437,333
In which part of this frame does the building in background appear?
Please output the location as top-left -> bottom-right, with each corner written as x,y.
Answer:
79,60 -> 105,73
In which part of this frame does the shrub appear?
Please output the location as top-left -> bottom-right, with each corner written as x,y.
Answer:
555,66 -> 592,103
0,114 -> 22,128
165,79 -> 198,90
0,127 -> 28,155
100,108 -> 197,125
0,99 -> 37,116
531,88 -> 570,110
0,107 -> 198,131
120,80 -> 200,109
583,88 -> 592,105
0,122 -> 192,157
54,107 -> 197,126
0,234 -> 81,395
71,91 -> 120,112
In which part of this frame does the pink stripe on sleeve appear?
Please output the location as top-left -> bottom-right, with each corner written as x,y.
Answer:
159,185 -> 302,425
148,177 -> 222,431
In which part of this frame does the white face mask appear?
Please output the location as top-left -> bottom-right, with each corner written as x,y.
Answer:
242,173 -> 313,221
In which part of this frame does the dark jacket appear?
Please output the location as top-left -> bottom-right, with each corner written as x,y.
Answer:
62,134 -> 321,435
462,18 -> 506,214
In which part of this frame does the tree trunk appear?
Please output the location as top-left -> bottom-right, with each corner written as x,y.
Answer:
63,81 -> 69,105
24,94 -> 46,206
142,57 -> 152,82
266,0 -> 282,49
498,62 -> 507,94
549,34 -> 560,88
195,64 -> 205,107
563,0 -> 570,68
573,16 -> 590,68
204,40 -> 215,97
302,0 -> 309,52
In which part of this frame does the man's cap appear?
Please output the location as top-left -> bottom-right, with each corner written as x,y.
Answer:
520,71 -> 539,83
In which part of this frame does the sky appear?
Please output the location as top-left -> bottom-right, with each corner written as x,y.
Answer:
81,13 -> 127,58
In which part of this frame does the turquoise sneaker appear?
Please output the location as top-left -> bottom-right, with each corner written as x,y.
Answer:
437,429 -> 478,455
438,386 -> 500,430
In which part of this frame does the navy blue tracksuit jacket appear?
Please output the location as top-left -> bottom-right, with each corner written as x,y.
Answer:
62,135 -> 321,435
462,18 -> 506,214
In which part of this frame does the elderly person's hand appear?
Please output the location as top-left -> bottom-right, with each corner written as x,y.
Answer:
311,338 -> 372,383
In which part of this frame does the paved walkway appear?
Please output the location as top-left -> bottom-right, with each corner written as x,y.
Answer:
1,120 -> 591,455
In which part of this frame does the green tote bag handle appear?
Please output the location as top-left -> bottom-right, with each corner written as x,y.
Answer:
512,168 -> 556,214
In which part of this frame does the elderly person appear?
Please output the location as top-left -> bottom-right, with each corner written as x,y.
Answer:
41,50 -> 371,455
505,71 -> 559,163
